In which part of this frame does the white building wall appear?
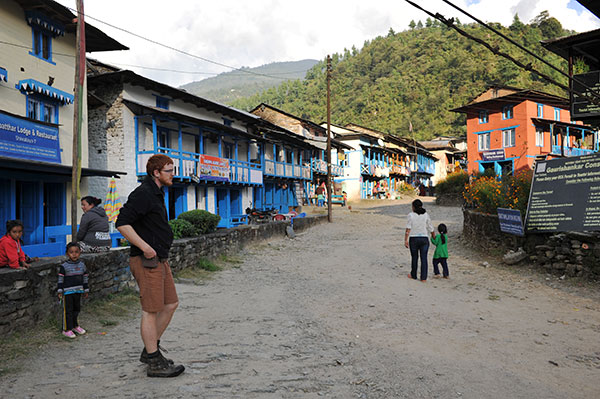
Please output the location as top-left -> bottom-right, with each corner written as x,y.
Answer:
336,139 -> 363,201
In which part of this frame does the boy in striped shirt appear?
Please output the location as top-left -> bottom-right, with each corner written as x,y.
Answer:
57,242 -> 89,338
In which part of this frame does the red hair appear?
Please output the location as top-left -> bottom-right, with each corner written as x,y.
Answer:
146,154 -> 173,177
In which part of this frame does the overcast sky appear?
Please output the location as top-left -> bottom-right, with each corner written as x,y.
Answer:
55,0 -> 600,88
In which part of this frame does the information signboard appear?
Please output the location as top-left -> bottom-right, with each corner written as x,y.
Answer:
497,208 -> 524,236
525,152 -> 600,232
197,154 -> 229,182
0,112 -> 61,163
572,70 -> 600,119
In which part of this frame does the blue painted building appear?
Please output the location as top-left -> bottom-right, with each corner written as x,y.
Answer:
0,0 -> 126,257
251,103 -> 350,205
87,62 -> 320,228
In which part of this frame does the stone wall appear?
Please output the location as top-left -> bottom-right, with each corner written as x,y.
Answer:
0,216 -> 326,335
463,209 -> 600,278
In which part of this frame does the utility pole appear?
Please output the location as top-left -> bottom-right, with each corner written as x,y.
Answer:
71,0 -> 85,239
410,120 -> 418,189
326,55 -> 332,222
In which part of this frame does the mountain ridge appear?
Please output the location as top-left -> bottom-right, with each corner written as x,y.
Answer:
179,59 -> 318,104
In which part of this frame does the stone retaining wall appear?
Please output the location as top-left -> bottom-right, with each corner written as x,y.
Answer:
463,209 -> 600,278
0,216 -> 326,335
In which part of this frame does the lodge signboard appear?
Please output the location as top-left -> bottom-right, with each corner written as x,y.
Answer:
0,112 -> 61,163
572,70 -> 600,119
482,149 -> 505,162
525,152 -> 600,232
197,154 -> 229,182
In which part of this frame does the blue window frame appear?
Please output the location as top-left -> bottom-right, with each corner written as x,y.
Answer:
537,103 -> 544,118
503,128 -> 516,148
30,27 -> 54,64
158,127 -> 169,150
502,105 -> 514,120
478,132 -> 491,151
223,142 -> 233,159
155,96 -> 169,110
478,110 -> 488,124
535,127 -> 544,147
27,95 -> 58,124
554,108 -> 561,121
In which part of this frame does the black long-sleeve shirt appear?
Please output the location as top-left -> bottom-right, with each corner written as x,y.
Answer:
116,176 -> 173,259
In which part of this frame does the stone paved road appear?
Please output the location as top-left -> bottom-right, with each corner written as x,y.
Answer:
3,199 -> 600,398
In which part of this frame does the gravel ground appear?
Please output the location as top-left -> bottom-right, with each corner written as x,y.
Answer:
2,198 -> 600,398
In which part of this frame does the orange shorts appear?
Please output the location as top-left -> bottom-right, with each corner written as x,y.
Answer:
129,256 -> 178,313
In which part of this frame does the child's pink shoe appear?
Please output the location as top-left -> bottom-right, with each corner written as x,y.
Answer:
62,330 -> 76,338
73,326 -> 86,335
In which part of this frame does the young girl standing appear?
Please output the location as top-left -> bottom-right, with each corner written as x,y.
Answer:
431,223 -> 449,278
57,242 -> 89,338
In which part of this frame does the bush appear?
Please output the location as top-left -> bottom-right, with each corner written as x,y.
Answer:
177,209 -> 220,234
169,219 -> 197,240
463,170 -> 533,215
463,176 -> 503,214
501,170 -> 533,215
435,171 -> 469,197
397,181 -> 415,193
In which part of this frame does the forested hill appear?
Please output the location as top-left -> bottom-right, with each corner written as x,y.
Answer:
231,13 -> 574,140
180,59 -> 318,104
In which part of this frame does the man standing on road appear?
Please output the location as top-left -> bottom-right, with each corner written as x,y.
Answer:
116,154 -> 185,378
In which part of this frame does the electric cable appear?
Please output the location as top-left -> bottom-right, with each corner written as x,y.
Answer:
403,0 -> 600,108
441,0 -> 600,101
66,6 -> 292,80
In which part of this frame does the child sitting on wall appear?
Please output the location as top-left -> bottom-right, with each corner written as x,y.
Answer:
0,220 -> 38,269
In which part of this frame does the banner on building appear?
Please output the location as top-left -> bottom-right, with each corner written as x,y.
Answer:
197,154 -> 229,182
0,112 -> 61,163
525,152 -> 600,232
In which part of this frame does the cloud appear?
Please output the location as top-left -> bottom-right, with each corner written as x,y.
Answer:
52,0 -> 600,87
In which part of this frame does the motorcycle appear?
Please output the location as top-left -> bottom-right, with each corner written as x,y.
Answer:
245,207 -> 278,224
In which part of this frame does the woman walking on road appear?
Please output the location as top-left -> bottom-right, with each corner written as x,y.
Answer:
405,199 -> 434,281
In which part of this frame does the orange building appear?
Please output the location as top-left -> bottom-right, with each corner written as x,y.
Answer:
452,86 -> 598,176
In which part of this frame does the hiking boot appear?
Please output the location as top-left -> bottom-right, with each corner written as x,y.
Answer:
140,343 -> 174,365
146,353 -> 184,378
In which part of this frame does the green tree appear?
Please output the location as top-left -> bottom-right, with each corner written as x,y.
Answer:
409,20 -> 416,29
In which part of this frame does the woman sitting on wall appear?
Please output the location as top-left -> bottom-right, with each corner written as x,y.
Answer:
77,196 -> 111,253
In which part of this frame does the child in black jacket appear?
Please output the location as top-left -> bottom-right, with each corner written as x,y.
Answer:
58,242 -> 89,338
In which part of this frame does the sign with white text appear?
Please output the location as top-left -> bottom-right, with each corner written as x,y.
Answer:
482,149 -> 505,162
526,152 -> 600,232
0,112 -> 61,163
497,208 -> 524,236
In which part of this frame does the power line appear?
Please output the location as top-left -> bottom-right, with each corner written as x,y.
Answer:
105,62 -> 312,76
440,0 -> 600,102
403,0 -> 600,107
64,5 -> 291,81
0,40 -> 311,79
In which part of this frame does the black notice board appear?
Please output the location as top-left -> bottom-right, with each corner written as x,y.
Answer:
526,152 -> 600,233
572,71 -> 600,119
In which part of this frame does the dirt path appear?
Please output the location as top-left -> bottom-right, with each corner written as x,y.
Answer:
3,198 -> 600,398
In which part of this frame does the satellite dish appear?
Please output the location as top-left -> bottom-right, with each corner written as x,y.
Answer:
377,138 -> 384,147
